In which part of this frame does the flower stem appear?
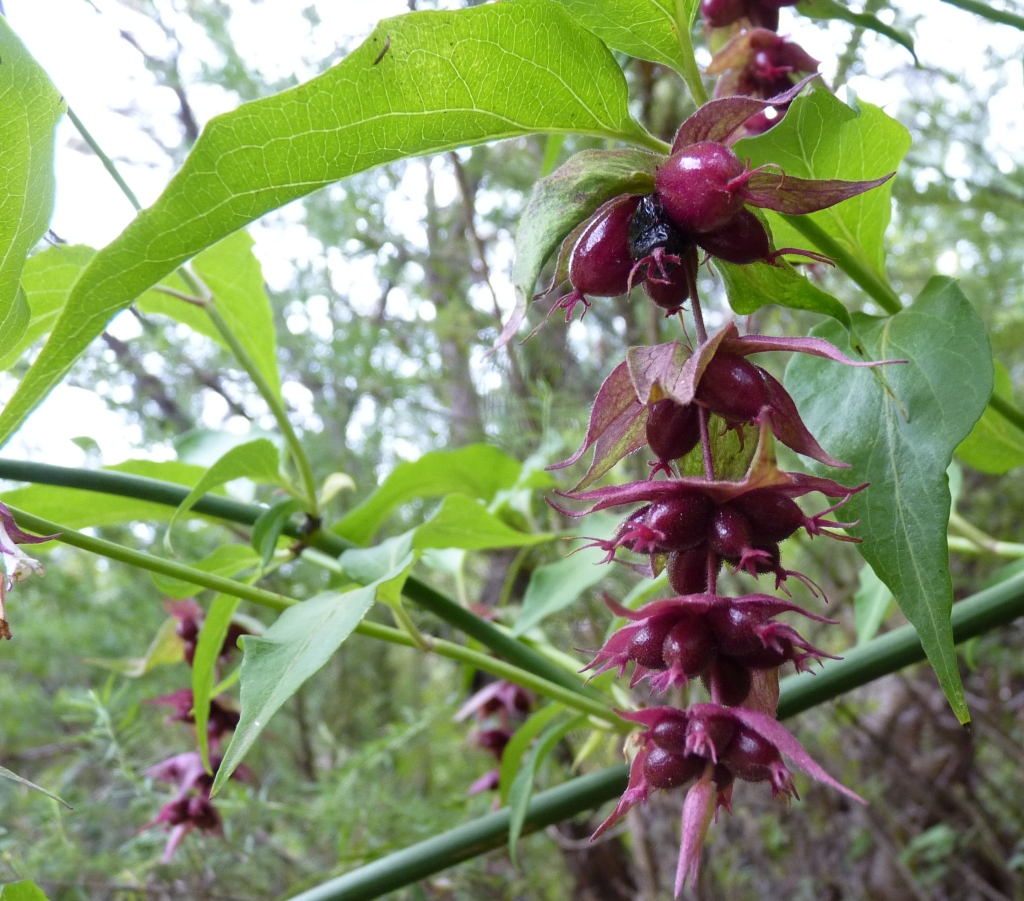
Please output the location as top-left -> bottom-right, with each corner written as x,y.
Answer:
66,106 -> 143,213
673,0 -> 708,106
5,507 -> 623,728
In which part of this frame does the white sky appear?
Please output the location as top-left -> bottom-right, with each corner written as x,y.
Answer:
0,0 -> 1021,467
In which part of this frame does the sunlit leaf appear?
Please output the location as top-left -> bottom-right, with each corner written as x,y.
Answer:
412,495 -> 553,550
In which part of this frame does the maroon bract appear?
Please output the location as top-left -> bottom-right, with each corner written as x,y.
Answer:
708,29 -> 820,100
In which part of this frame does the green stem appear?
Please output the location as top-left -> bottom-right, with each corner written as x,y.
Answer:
291,569 -> 1024,901
988,392 -> 1024,436
948,535 -> 1024,559
6,507 -> 622,728
202,303 -> 319,513
948,512 -> 1024,558
66,107 -> 143,213
939,0 -> 1024,30
673,0 -> 707,105
781,214 -> 902,314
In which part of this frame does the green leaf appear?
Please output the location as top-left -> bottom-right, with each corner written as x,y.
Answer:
412,495 -> 552,551
165,439 -> 285,551
0,460 -> 210,528
797,0 -> 917,62
513,513 -> 619,636
715,258 -> 851,327
498,703 -> 566,804
507,714 -> 587,862
0,18 -> 64,319
0,245 -> 95,370
193,592 -> 241,771
956,359 -> 1024,474
251,498 -> 306,565
335,445 -> 523,545
784,277 -> 992,723
151,544 -> 261,598
735,91 -> 910,282
552,0 -> 699,72
340,532 -> 417,586
508,149 -> 662,345
0,766 -> 70,810
192,229 -> 282,399
212,556 -> 413,792
0,1 -> 657,449
0,288 -> 30,355
83,616 -> 185,677
854,561 -> 894,645
0,881 -> 52,901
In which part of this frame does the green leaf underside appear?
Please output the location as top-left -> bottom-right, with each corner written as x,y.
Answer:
853,560 -> 894,645
735,91 -> 910,282
151,544 -> 260,598
412,494 -> 552,550
715,258 -> 851,327
0,0 -> 657,449
511,149 -> 662,325
498,704 -> 566,804
335,445 -> 523,545
552,0 -> 700,73
0,288 -> 30,357
0,460 -> 211,529
784,277 -> 992,723
0,17 -> 64,326
212,556 -> 414,791
166,439 -> 284,548
507,714 -> 587,861
193,593 -> 242,771
192,230 -> 282,398
956,359 -> 1024,474
797,0 -> 917,61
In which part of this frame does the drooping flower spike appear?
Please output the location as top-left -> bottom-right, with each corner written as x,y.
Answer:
593,704 -> 865,894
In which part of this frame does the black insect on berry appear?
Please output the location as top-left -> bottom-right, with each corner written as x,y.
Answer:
656,141 -> 749,235
628,194 -> 690,262
696,352 -> 769,422
646,398 -> 700,463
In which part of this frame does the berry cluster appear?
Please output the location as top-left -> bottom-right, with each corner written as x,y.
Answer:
534,32 -> 901,891
455,679 -> 534,796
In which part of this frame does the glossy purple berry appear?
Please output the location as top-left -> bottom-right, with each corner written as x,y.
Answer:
645,493 -> 713,552
667,545 -> 720,596
707,605 -> 766,659
696,353 -> 769,421
627,617 -> 676,670
734,489 -> 805,543
661,616 -> 717,680
646,399 -> 700,462
650,716 -> 691,754
708,506 -> 753,559
703,656 -> 752,707
656,142 -> 748,234
643,259 -> 696,312
568,195 -> 642,298
721,727 -> 784,783
695,209 -> 772,265
642,746 -> 705,790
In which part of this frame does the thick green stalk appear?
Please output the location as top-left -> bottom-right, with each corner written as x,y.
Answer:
781,214 -> 902,314
939,0 -> 1024,30
6,507 -> 622,727
673,0 -> 707,105
0,459 -> 602,700
291,569 -> 1024,901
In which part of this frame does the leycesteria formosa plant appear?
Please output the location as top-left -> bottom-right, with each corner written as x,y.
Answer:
535,66 -> 901,894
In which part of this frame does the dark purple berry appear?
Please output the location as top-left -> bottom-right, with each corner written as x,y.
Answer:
645,493 -> 712,552
703,657 -> 752,707
650,716 -> 691,754
642,746 -> 704,790
707,605 -> 766,658
568,195 -> 642,298
731,635 -> 796,670
643,262 -> 694,312
696,353 -> 769,421
750,540 -> 782,574
662,616 -> 717,679
686,711 -> 738,760
734,489 -> 804,543
721,727 -> 784,783
666,545 -> 720,595
656,142 -> 748,234
176,618 -> 200,643
695,209 -> 772,265
646,399 -> 700,462
186,797 -> 221,830
708,506 -> 754,560
627,617 -> 677,670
